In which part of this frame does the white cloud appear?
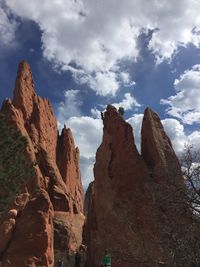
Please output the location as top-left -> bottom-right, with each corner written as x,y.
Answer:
5,0 -> 200,94
120,72 -> 136,87
57,90 -> 82,124
80,156 -> 95,191
162,118 -> 187,154
66,116 -> 102,159
112,93 -> 141,111
65,116 -> 102,190
188,131 -> 200,150
77,71 -> 119,96
90,108 -> 101,119
0,4 -> 17,46
162,118 -> 200,156
147,0 -> 200,63
57,90 -> 103,189
127,114 -> 143,151
161,65 -> 200,125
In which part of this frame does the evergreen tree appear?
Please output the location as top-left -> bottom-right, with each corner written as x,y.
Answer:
118,107 -> 125,116
0,113 -> 34,217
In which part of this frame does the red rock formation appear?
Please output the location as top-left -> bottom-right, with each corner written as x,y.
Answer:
0,61 -> 84,266
12,61 -> 36,121
86,105 -> 162,267
86,105 -> 195,267
83,182 -> 97,267
57,126 -> 84,214
12,60 -> 58,163
141,107 -> 183,186
1,190 -> 54,267
141,108 -> 193,266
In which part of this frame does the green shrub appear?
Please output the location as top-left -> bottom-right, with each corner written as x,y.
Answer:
0,113 -> 34,217
118,107 -> 125,116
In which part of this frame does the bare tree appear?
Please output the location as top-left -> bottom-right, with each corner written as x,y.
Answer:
180,144 -> 200,215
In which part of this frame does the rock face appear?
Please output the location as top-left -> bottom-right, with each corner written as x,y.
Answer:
0,61 -> 84,266
1,190 -> 54,267
141,108 -> 195,266
86,106 -> 162,267
141,107 -> 183,186
57,126 -> 83,214
85,105 -> 194,267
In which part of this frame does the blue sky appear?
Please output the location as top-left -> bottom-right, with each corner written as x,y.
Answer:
1,0 -> 200,189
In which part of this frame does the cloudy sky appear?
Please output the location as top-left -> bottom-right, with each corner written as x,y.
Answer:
0,0 -> 200,190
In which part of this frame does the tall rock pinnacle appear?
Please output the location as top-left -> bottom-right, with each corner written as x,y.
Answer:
85,105 -> 196,267
86,105 -> 162,267
57,126 -> 83,214
0,61 -> 84,266
141,107 -> 183,186
12,60 -> 36,121
140,107 -> 193,265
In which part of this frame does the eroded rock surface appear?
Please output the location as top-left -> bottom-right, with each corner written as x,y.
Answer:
1,190 -> 54,267
86,106 -> 162,267
85,105 -> 197,267
0,61 -> 84,266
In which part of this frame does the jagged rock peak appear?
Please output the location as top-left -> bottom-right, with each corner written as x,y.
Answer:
86,104 -> 162,267
57,126 -> 83,213
62,126 -> 75,147
103,104 -> 123,124
57,127 -> 76,167
12,60 -> 36,120
0,61 -> 85,265
100,105 -> 140,160
141,107 -> 182,183
142,107 -> 173,168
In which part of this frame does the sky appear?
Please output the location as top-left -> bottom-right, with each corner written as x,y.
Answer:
0,0 -> 200,190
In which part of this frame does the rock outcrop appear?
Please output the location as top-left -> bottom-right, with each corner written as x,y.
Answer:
0,61 -> 84,266
57,126 -> 83,214
1,190 -> 54,267
141,108 -> 195,266
85,105 -> 196,267
86,106 -> 162,267
141,107 -> 183,186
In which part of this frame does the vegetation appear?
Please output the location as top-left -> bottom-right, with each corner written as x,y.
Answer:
118,107 -> 125,116
0,113 -> 34,217
181,144 -> 200,215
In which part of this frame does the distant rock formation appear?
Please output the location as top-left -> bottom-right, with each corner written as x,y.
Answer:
85,105 -> 197,267
57,126 -> 83,214
0,61 -> 84,267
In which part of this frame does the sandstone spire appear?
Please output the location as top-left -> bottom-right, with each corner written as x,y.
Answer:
86,105 -> 162,267
141,107 -> 183,185
57,126 -> 84,213
0,61 -> 84,266
85,105 -> 197,267
12,60 -> 36,121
